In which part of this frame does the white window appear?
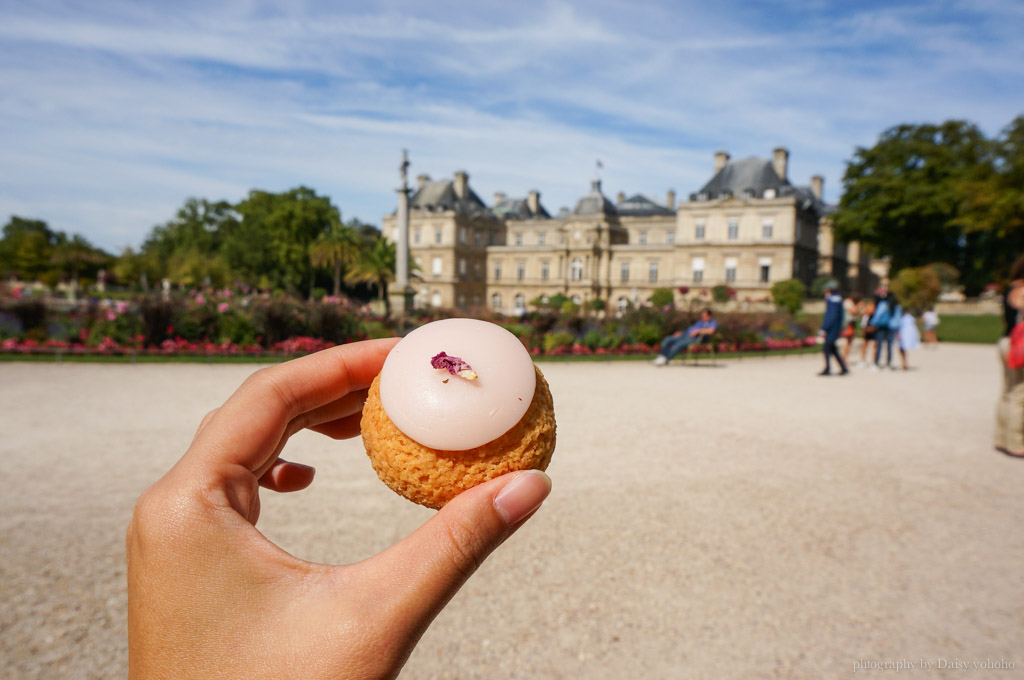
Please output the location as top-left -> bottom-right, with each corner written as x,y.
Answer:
431,291 -> 442,307
571,294 -> 581,305
456,294 -> 465,307
762,219 -> 773,239
695,220 -> 706,240
491,293 -> 502,310
434,228 -> 442,244
493,262 -> 502,280
458,258 -> 467,276
571,257 -> 583,282
621,261 -> 630,283
474,231 -> 483,247
458,226 -> 467,244
764,188 -> 777,199
432,257 -> 442,277
725,257 -> 738,283
537,232 -> 545,246
516,262 -> 525,281
728,218 -> 739,240
648,262 -> 658,283
692,257 -> 705,283
666,231 -> 675,245
758,256 -> 772,283
473,261 -> 481,277
414,228 -> 421,244
514,293 -> 525,311
541,261 -> 550,281
514,233 -> 523,246
617,297 -> 630,313
639,231 -> 647,245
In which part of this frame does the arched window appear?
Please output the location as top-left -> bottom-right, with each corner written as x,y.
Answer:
491,293 -> 502,310
431,291 -> 442,308
514,293 -> 525,310
570,257 -> 583,281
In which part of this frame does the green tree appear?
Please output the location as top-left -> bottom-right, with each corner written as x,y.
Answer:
345,232 -> 397,316
771,279 -> 806,314
142,198 -> 237,284
310,220 -> 361,297
51,233 -> 109,284
0,217 -> 58,280
831,120 -> 1000,294
227,187 -> 340,295
890,266 -> 942,314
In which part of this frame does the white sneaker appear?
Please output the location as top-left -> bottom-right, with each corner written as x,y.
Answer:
869,364 -> 879,372
652,355 -> 668,366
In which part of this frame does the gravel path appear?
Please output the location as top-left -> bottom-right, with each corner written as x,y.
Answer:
1,344 -> 1021,679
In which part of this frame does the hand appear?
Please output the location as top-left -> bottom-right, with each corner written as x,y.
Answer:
126,338 -> 553,679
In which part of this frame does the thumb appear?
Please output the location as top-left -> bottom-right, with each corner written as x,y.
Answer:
364,470 -> 552,637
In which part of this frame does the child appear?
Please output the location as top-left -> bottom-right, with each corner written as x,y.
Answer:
898,309 -> 921,370
922,307 -> 939,346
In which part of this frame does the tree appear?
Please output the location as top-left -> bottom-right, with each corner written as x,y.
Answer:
51,233 -> 109,284
890,266 -> 942,313
310,220 -> 361,297
141,198 -> 237,285
226,187 -> 340,295
345,231 -> 397,316
771,279 -> 806,314
0,217 -> 58,280
832,119 -> 1013,295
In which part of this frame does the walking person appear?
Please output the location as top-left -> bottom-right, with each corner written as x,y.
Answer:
996,255 -> 1024,458
818,281 -> 849,376
856,298 -> 876,367
842,292 -> 864,364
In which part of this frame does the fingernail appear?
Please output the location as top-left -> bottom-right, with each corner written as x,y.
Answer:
493,470 -> 552,526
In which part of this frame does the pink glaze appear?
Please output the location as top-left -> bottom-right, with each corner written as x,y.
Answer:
379,319 -> 536,451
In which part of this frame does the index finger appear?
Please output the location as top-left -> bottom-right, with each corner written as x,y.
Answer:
186,337 -> 399,475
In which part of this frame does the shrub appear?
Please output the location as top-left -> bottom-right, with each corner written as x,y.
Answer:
309,303 -> 360,344
711,285 -> 731,303
648,288 -> 675,308
771,279 -> 806,314
543,330 -> 575,353
141,298 -> 177,346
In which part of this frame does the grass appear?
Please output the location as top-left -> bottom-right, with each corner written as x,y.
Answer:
935,314 -> 1002,344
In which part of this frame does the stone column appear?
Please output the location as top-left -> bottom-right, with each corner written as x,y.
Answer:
390,150 -> 416,318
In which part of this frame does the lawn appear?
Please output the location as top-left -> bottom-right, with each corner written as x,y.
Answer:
936,314 -> 1002,344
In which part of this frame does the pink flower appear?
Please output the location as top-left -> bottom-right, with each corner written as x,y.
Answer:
106,311 -> 117,321
196,294 -> 206,305
218,302 -> 229,313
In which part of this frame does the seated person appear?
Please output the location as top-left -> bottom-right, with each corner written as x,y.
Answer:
652,308 -> 717,365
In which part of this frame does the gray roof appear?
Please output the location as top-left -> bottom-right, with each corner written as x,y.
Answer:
697,157 -> 789,199
693,157 -> 834,215
409,180 -> 488,216
573,179 -> 617,216
617,193 -> 674,216
492,196 -> 551,220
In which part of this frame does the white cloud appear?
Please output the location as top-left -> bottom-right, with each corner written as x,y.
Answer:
0,0 -> 1022,251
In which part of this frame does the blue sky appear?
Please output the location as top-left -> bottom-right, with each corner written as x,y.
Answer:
1,0 -> 1023,252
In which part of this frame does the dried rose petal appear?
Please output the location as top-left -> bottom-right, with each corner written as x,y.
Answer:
430,351 -> 478,380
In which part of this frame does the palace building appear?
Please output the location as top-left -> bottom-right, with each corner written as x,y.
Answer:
381,148 -> 875,315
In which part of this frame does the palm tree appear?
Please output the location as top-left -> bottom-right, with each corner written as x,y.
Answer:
345,234 -> 397,316
309,221 -> 360,297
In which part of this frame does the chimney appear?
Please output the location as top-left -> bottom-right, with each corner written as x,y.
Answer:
417,174 -> 430,190
616,191 -> 626,204
714,150 -> 730,174
493,191 -> 506,206
453,170 -> 468,199
772,147 -> 789,181
810,175 -> 823,200
666,189 -> 676,210
527,190 -> 540,215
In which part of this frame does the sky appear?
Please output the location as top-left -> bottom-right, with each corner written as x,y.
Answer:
1,0 -> 1023,253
